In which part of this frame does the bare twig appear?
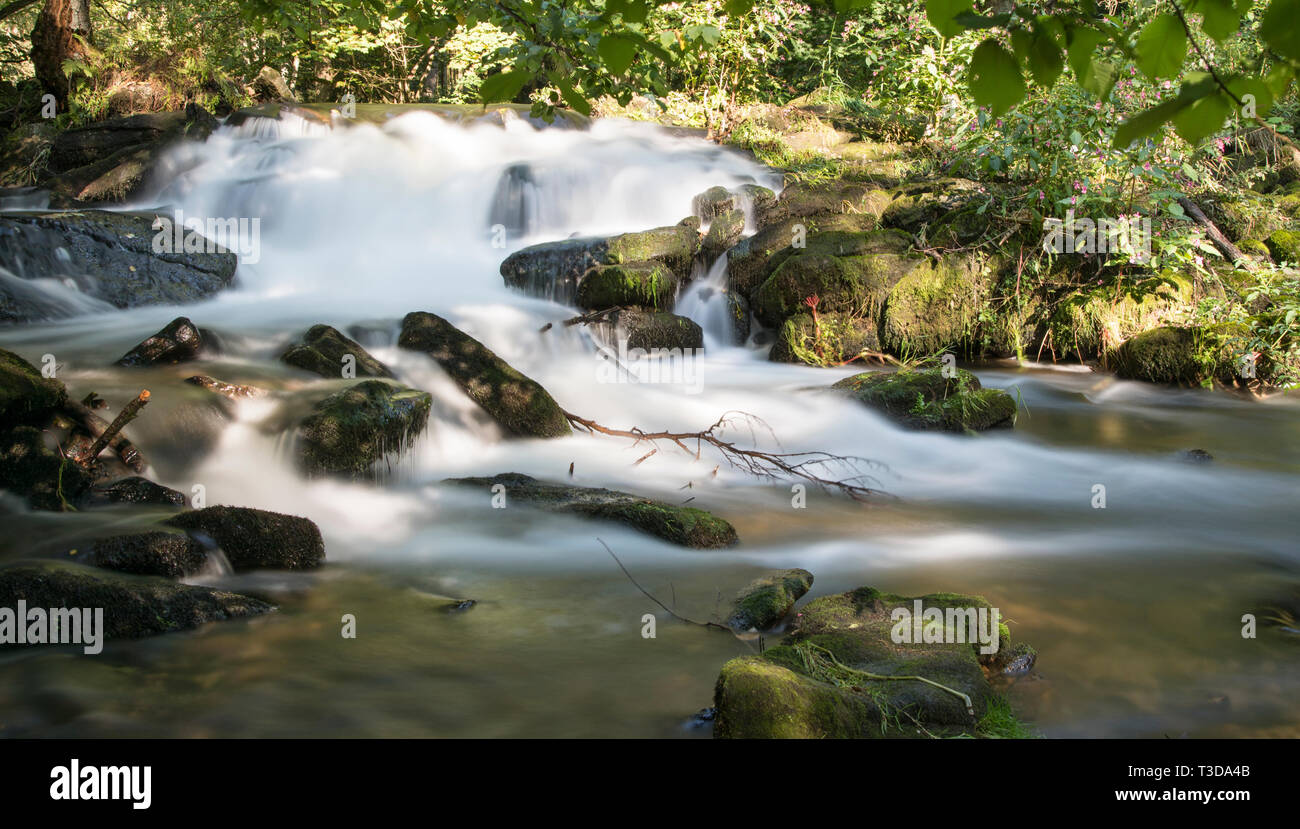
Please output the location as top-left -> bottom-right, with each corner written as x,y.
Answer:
599,539 -> 732,632
74,390 -> 150,467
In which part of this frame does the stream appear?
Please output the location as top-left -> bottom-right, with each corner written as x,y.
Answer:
1,110 -> 1297,738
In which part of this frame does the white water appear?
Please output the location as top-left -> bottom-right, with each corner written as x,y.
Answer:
2,113 -> 1298,737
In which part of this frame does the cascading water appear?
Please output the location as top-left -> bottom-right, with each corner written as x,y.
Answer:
1,112 -> 1297,738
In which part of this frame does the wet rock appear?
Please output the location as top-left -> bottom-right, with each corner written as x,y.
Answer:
164,505 -> 325,571
48,109 -> 215,174
0,347 -> 66,431
0,425 -> 94,511
444,473 -> 738,548
1113,326 -> 1204,386
692,185 -> 736,220
770,311 -> 878,365
500,224 -> 699,304
878,251 -> 997,356
1178,448 -> 1214,463
736,183 -> 777,217
727,569 -> 814,631
399,311 -> 571,438
0,559 -> 273,643
281,324 -> 394,380
87,476 -> 186,507
115,316 -> 208,367
607,309 -> 704,352
252,66 -> 295,103
998,643 -> 1038,677
833,368 -> 1017,432
701,208 -> 746,261
0,211 -> 237,323
81,531 -> 208,578
577,262 -> 679,311
713,586 -> 1025,738
295,379 -> 432,479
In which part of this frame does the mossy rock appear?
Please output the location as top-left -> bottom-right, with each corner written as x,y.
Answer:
398,312 -> 571,439
0,425 -> 93,511
295,379 -> 432,478
879,252 -> 996,357
605,224 -> 700,275
753,228 -> 920,328
758,180 -> 892,227
770,311 -> 879,366
701,208 -> 746,261
1265,228 -> 1300,263
165,505 -> 325,571
576,262 -> 678,311
692,185 -> 736,220
727,569 -> 814,631
832,368 -> 1016,432
608,309 -> 704,352
0,559 -> 273,644
444,472 -> 737,548
1238,238 -> 1271,259
713,586 -> 1030,738
726,212 -> 882,302
282,324 -> 394,379
0,347 -> 66,431
879,179 -> 986,232
1044,274 -> 1195,360
736,183 -> 776,216
1112,326 -> 1208,386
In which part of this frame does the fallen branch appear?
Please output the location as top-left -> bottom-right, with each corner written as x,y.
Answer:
1176,197 -> 1248,266
61,399 -> 147,472
186,375 -> 268,399
599,539 -> 732,633
74,390 -> 150,467
565,409 -> 887,501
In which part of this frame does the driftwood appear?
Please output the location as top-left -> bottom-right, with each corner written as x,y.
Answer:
564,409 -> 887,501
186,375 -> 268,399
72,390 -> 150,468
1177,197 -> 1248,265
61,398 -> 147,471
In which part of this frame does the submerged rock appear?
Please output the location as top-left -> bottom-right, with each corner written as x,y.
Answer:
86,476 -> 187,507
399,311 -> 570,438
0,559 -> 273,643
115,316 -> 209,367
0,210 -> 237,323
606,309 -> 704,352
713,586 -> 1028,738
444,472 -> 738,548
727,569 -> 814,631
164,505 -> 325,571
281,324 -> 394,379
833,368 -> 1017,432
295,380 -> 432,478
577,262 -> 679,311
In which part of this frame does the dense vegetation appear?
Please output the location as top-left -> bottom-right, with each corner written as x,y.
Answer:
2,0 -> 1298,386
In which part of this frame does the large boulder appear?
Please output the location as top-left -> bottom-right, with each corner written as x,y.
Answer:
500,224 -> 700,305
576,262 -> 679,311
0,211 -> 237,323
294,380 -> 432,479
81,531 -> 209,578
398,312 -> 571,438
727,212 -> 885,305
445,473 -> 737,548
47,108 -> 216,174
281,324 -> 394,379
606,309 -> 704,352
0,560 -> 273,644
164,505 -> 326,571
1112,326 -> 1207,386
832,368 -> 1017,432
878,252 -> 998,356
115,316 -> 209,367
713,586 -> 1031,738
700,208 -> 746,261
770,311 -> 878,365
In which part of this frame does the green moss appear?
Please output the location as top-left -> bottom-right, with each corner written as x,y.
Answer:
975,695 -> 1038,739
282,324 -> 394,379
1112,326 -> 1207,386
727,569 -> 814,631
0,347 -> 67,431
297,380 -> 432,478
1265,228 -> 1300,263
605,225 -> 699,274
833,367 -> 1017,432
576,262 -> 678,310
879,252 -> 998,357
770,311 -> 879,366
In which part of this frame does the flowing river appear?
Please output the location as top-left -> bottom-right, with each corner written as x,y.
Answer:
1,110 -> 1297,737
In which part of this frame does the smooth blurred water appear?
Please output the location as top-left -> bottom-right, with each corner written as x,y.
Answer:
0,114 -> 1296,737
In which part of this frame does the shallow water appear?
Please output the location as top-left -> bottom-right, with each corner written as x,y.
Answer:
1,115 -> 1297,738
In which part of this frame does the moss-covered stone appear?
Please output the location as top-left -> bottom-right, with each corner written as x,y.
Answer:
1112,326 -> 1207,386
701,208 -> 746,261
0,559 -> 273,643
879,252 -> 996,357
295,379 -> 431,478
281,324 -> 394,379
82,531 -> 209,578
165,505 -> 325,571
727,568 -> 814,631
604,225 -> 700,275
0,347 -> 66,431
833,367 -> 1017,432
757,180 -> 891,227
444,472 -> 737,548
714,585 -> 1031,739
1265,228 -> 1299,263
691,185 -> 736,219
769,311 -> 878,365
0,425 -> 93,511
576,261 -> 678,311
879,179 -> 986,232
608,309 -> 704,352
399,311 -> 571,438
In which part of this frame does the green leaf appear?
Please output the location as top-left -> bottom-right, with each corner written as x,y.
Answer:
1172,90 -> 1233,145
1027,27 -> 1064,88
1065,26 -> 1106,87
724,0 -> 756,16
598,34 -> 637,76
479,68 -> 529,103
556,78 -> 592,116
1113,96 -> 1192,148
1190,0 -> 1240,42
1261,0 -> 1300,60
1224,75 -> 1274,119
925,0 -> 974,39
1136,14 -> 1188,79
967,39 -> 1026,117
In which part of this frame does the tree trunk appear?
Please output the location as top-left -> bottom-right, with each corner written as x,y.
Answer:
30,0 -> 92,108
